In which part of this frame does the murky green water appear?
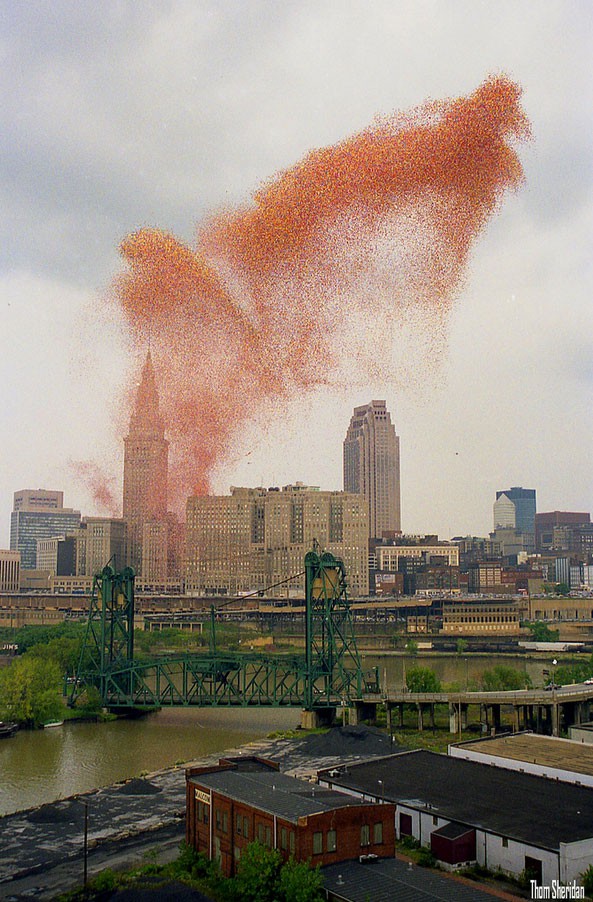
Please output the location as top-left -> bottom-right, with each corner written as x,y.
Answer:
0,707 -> 299,816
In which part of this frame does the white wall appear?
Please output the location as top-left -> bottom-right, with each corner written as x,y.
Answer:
560,837 -> 593,884
450,742 -> 593,787
481,831 -> 559,886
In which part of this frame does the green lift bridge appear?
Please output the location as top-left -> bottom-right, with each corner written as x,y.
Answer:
69,551 -> 378,715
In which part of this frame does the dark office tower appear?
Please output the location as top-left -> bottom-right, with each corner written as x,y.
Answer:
123,351 -> 168,575
343,401 -> 401,540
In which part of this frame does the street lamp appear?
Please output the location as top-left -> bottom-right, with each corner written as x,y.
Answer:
74,796 -> 89,891
552,659 -> 558,688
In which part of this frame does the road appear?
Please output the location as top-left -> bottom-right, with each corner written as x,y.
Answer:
0,821 -> 185,901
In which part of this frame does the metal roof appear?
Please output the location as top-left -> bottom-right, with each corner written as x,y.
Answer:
189,770 -> 368,824
323,857 -> 498,902
319,749 -> 593,850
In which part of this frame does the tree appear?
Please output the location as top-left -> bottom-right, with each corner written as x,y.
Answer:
0,656 -> 64,726
405,638 -> 419,656
555,583 -> 570,596
526,621 -> 559,643
406,666 -> 441,693
229,842 -> 324,902
231,841 -> 282,902
278,858 -> 324,902
456,638 -> 468,656
481,665 -> 531,692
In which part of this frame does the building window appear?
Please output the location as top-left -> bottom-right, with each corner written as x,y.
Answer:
222,812 -> 228,834
373,822 -> 383,844
326,829 -> 337,852
236,814 -> 242,835
243,817 -> 249,839
281,827 -> 287,850
432,815 -> 438,826
502,837 -> 509,848
360,825 -> 370,847
257,823 -> 264,843
215,809 -> 221,830
265,826 -> 272,848
313,832 -> 323,854
289,831 -> 295,854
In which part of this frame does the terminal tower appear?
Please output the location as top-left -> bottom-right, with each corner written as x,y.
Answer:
122,351 -> 169,576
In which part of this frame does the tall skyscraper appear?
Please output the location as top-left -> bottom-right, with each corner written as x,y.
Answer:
123,351 -> 168,575
343,401 -> 401,540
493,487 -> 536,533
10,489 -> 81,570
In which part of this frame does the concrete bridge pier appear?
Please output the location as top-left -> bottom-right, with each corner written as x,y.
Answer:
347,701 -> 378,726
300,707 -> 336,729
448,702 -> 468,734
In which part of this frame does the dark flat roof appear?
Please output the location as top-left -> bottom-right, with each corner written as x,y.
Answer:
319,749 -> 593,850
189,770 -> 369,824
323,857 -> 499,902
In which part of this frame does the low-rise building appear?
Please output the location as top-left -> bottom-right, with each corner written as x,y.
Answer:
441,598 -> 522,634
186,756 -> 395,878
451,733 -> 593,787
319,749 -> 593,886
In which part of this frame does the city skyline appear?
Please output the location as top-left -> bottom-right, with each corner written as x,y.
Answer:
1,3 -> 591,541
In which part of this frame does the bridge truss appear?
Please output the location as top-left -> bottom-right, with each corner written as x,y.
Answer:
69,551 -> 374,711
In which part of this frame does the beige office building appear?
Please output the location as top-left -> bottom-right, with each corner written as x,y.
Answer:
186,484 -> 369,597
73,517 -> 127,578
343,401 -> 401,540
0,550 -> 20,593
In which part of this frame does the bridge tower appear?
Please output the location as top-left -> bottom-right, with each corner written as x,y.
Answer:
304,550 -> 365,710
69,565 -> 135,706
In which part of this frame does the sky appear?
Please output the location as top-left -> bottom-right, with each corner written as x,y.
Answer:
1,0 -> 591,543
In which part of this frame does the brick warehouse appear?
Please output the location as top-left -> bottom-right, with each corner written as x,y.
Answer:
186,756 -> 395,877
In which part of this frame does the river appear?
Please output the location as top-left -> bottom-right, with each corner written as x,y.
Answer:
0,652 -> 557,817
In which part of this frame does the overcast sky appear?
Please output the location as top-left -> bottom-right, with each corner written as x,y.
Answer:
1,0 -> 591,543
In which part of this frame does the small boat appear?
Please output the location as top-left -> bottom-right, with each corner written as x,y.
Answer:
42,721 -> 64,729
0,721 -> 18,738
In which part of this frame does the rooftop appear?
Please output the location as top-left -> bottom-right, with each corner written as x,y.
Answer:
322,857 -> 501,902
319,749 -> 593,850
189,769 -> 369,824
455,732 -> 593,778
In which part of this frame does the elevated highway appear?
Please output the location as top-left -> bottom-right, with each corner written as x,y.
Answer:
351,683 -> 593,736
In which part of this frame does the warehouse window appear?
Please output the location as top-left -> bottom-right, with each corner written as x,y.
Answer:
373,822 -> 383,844
313,832 -> 323,854
326,829 -> 337,852
361,825 -> 370,847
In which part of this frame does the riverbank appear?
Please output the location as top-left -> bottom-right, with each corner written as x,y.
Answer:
0,724 -> 397,896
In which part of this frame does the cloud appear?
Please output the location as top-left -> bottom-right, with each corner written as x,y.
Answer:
0,0 -> 591,539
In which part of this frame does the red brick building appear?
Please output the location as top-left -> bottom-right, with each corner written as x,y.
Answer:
186,756 -> 395,877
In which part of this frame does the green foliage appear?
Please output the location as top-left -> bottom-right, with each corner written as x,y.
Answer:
480,665 -> 531,692
231,841 -> 283,902
0,622 -> 85,654
456,638 -> 468,655
0,655 -> 64,726
72,685 -> 103,716
581,863 -> 593,897
555,583 -> 570,596
277,858 -> 324,902
405,638 -> 419,656
555,662 -> 592,686
92,869 -> 120,892
26,636 -> 82,676
406,666 -> 441,693
526,621 -> 560,642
